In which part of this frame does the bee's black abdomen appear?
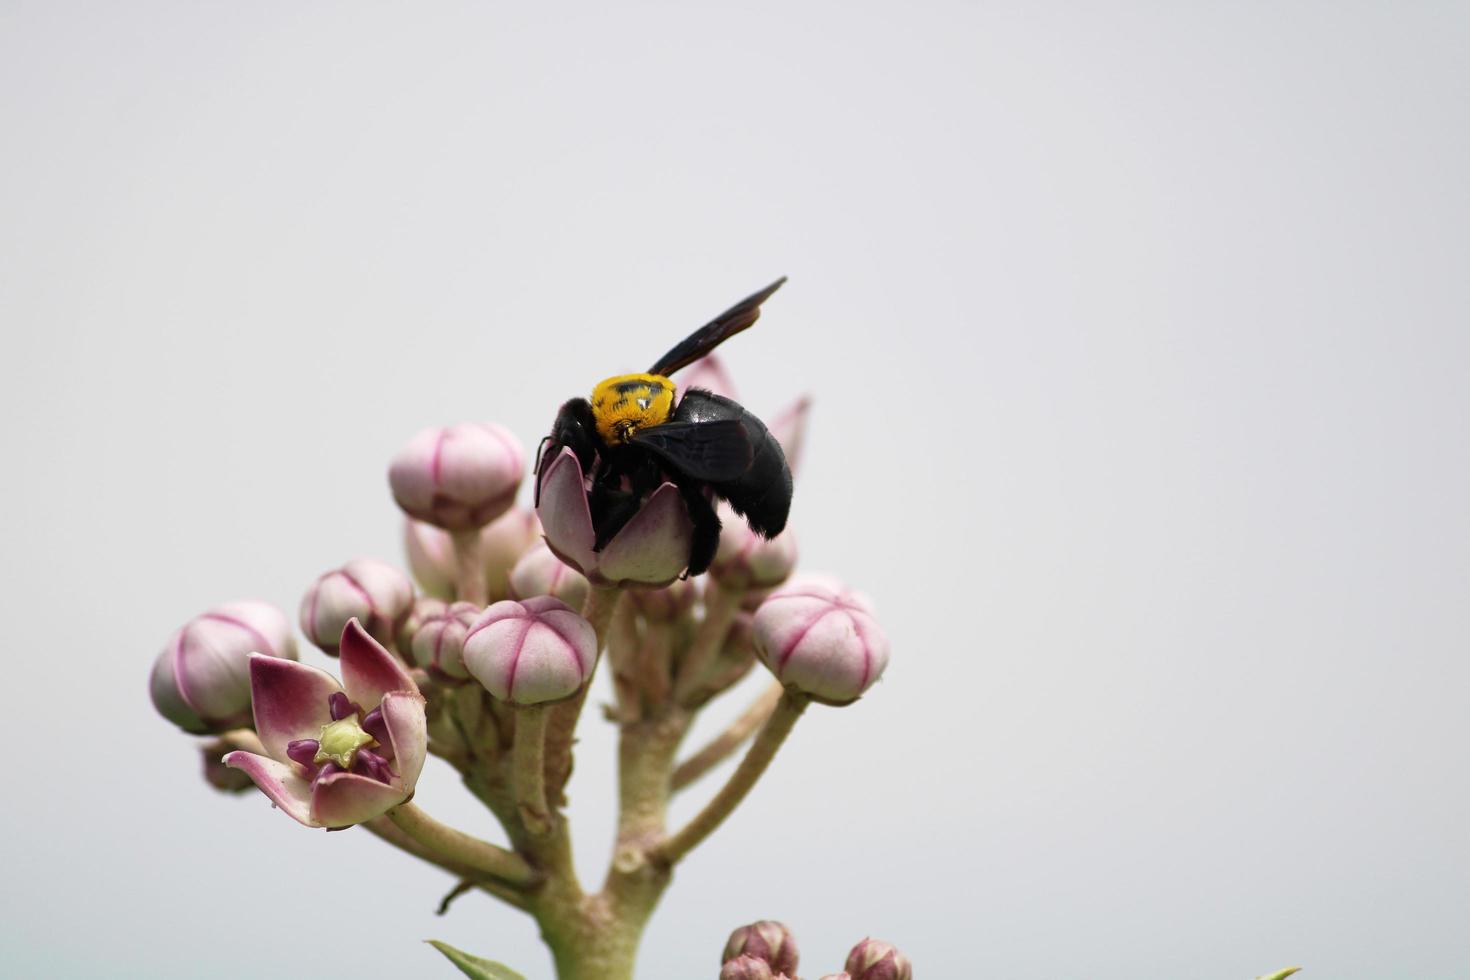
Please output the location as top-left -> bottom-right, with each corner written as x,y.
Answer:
672,388 -> 792,539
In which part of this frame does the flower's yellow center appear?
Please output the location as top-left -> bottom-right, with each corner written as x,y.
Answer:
314,716 -> 379,770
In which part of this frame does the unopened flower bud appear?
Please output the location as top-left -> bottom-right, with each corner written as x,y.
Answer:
509,541 -> 589,609
723,920 -> 799,977
389,422 -> 524,531
818,974 -> 854,980
403,519 -> 457,600
149,600 -> 297,734
711,504 -> 797,590
409,600 -> 480,681
300,558 -> 414,656
201,740 -> 257,793
462,597 -> 597,704
844,938 -> 911,980
720,956 -> 775,980
627,576 -> 697,621
753,578 -> 889,705
479,506 -> 542,598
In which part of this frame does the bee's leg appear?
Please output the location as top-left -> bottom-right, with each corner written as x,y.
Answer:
671,475 -> 722,578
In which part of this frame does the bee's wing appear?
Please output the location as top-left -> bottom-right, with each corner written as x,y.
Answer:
630,420 -> 753,482
647,277 -> 787,377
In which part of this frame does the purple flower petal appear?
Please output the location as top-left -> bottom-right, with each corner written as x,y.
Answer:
309,768 -> 409,828
536,448 -> 600,573
223,751 -> 316,827
285,739 -> 321,771
339,619 -> 419,709
248,655 -> 342,763
378,691 -> 427,789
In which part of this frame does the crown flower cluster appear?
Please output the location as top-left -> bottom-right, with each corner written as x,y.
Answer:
148,335 -> 897,980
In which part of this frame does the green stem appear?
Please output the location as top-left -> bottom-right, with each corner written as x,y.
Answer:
362,817 -> 529,910
671,580 -> 744,704
655,691 -> 808,865
449,528 -> 487,605
671,680 -> 783,791
512,704 -> 552,835
385,801 -> 538,886
544,585 -> 623,797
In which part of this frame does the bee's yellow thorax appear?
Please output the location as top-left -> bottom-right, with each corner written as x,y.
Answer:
590,373 -> 676,445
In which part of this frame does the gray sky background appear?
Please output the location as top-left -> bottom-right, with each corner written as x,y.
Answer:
2,2 -> 1467,977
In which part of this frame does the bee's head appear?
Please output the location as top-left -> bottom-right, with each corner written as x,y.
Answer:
590,373 -> 676,446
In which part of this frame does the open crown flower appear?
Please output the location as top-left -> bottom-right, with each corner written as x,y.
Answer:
536,445 -> 693,587
224,619 -> 427,829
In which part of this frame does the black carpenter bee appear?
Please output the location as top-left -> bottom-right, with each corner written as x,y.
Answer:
534,278 -> 793,578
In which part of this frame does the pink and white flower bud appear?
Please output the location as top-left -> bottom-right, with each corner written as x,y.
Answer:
537,446 -> 693,588
844,939 -> 911,980
720,956 -> 776,980
300,558 -> 414,656
149,600 -> 298,734
753,578 -> 889,705
723,920 -> 799,978
461,597 -> 597,704
403,519 -> 457,600
509,541 -> 590,610
627,576 -> 697,622
680,353 -> 740,400
389,422 -> 524,531
710,503 -> 797,590
767,395 -> 811,477
409,600 -> 480,681
405,507 -> 542,603
819,975 -> 854,980
479,506 -> 542,599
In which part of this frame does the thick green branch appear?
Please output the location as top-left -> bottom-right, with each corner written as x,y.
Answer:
386,801 -> 538,887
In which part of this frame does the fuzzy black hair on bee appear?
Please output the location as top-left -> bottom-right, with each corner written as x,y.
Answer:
535,278 -> 793,578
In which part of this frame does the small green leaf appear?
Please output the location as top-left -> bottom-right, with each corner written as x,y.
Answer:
426,939 -> 528,980
1254,969 -> 1302,980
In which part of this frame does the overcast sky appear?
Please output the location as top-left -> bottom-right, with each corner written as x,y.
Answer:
2,2 -> 1468,977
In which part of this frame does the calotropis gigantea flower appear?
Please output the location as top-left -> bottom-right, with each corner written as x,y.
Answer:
224,620 -> 427,829
509,540 -> 590,610
149,600 -> 298,734
300,557 -> 414,656
461,596 -> 597,704
389,422 -> 524,531
752,577 -> 890,705
723,920 -> 800,978
536,446 -> 693,588
407,600 -> 480,682
844,939 -> 911,980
